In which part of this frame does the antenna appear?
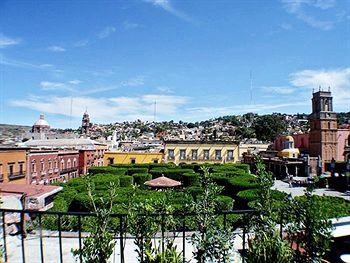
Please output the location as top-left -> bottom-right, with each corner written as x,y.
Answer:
69,97 -> 73,129
249,70 -> 253,105
153,100 -> 157,122
0,54 -> 3,124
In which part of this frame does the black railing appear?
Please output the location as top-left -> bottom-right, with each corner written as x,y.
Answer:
0,174 -> 3,182
8,172 -> 26,180
0,208 -> 259,263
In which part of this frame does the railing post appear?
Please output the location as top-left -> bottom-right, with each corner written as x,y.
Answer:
182,214 -> 186,263
57,214 -> 63,263
119,215 -> 124,263
78,215 -> 82,263
21,210 -> 26,263
242,214 -> 246,263
2,211 -> 8,263
39,214 -> 44,263
161,213 -> 165,256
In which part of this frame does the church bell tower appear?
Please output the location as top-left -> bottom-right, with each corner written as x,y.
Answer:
308,88 -> 338,163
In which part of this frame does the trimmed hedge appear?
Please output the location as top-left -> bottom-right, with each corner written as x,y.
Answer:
150,168 -> 194,181
133,173 -> 152,186
89,166 -> 126,175
215,195 -> 234,211
119,176 -> 134,187
228,175 -> 259,190
127,167 -> 148,175
182,173 -> 200,186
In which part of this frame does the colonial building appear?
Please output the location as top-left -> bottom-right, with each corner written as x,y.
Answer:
58,151 -> 79,183
104,151 -> 163,165
0,147 -> 28,184
164,140 -> 239,165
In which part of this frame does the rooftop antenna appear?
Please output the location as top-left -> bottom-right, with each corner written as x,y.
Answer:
319,85 -> 321,91
249,70 -> 253,105
153,99 -> 157,122
69,97 -> 73,129
0,54 -> 3,124
328,86 -> 331,92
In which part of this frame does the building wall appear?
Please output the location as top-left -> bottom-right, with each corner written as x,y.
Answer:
104,152 -> 163,165
57,151 -> 79,183
337,129 -> 350,161
0,148 -> 27,184
238,143 -> 270,160
28,151 -> 59,185
274,134 -> 309,152
164,142 -> 239,165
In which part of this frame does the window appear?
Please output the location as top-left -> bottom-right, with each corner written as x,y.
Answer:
40,161 -> 44,172
130,158 -> 136,164
55,159 -> 58,169
180,149 -> 186,160
203,149 -> 210,160
227,150 -> 234,161
191,149 -> 198,160
32,161 -> 36,173
108,158 -> 114,165
48,160 -> 52,170
0,164 -> 3,175
168,149 -> 175,159
67,159 -> 71,168
153,159 -> 159,164
61,159 -> 65,169
8,164 -> 14,176
73,158 -> 77,168
19,163 -> 24,174
215,150 -> 222,160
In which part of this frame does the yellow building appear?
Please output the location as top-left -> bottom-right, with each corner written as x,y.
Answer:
164,141 -> 239,165
277,136 -> 300,158
0,147 -> 28,184
104,151 -> 163,165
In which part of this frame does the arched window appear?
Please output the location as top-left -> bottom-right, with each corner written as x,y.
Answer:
32,160 -> 36,173
61,159 -> 65,169
67,159 -> 71,169
73,158 -> 77,168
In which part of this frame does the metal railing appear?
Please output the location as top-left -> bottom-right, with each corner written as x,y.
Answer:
59,167 -> 78,174
0,208 -> 259,263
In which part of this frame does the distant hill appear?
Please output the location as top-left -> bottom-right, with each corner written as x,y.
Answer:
0,124 -> 31,143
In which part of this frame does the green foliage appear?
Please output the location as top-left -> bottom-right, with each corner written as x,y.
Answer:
182,172 -> 200,186
119,175 -> 134,187
89,166 -> 126,175
191,167 -> 235,262
133,173 -> 152,186
72,181 -> 117,263
127,167 -> 148,175
246,156 -> 293,263
253,114 -> 287,142
215,195 -> 234,211
287,187 -> 333,263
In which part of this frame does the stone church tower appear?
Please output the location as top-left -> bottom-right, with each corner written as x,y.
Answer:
308,89 -> 338,163
81,110 -> 91,136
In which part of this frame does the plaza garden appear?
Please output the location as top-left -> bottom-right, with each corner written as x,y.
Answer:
32,161 -> 350,262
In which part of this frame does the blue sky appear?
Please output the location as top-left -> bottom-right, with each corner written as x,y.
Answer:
0,0 -> 349,128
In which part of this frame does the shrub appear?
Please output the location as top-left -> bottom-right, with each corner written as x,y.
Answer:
127,167 -> 148,175
119,175 -> 134,187
133,173 -> 152,186
182,173 -> 200,186
215,195 -> 234,211
185,186 -> 204,199
92,175 -> 120,189
150,168 -> 194,181
89,166 -> 126,176
228,175 -> 259,191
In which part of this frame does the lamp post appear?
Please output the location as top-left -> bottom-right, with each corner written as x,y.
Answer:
330,157 -> 336,177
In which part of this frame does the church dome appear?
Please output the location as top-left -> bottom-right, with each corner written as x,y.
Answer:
34,114 -> 50,127
285,135 -> 294,142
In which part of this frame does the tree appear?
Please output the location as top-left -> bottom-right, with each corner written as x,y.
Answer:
191,167 -> 235,262
246,157 -> 293,263
253,114 -> 287,142
72,180 -> 117,263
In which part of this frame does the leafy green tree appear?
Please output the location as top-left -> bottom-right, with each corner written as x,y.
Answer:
246,157 -> 293,263
253,114 -> 287,141
191,167 -> 235,262
72,180 -> 117,263
287,186 -> 333,263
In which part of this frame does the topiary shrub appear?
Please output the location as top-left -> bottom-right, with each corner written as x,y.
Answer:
185,186 -> 204,200
215,195 -> 234,211
89,166 -> 127,176
119,175 -> 134,187
182,172 -> 200,186
127,167 -> 148,175
133,173 -> 152,186
92,175 -> 120,189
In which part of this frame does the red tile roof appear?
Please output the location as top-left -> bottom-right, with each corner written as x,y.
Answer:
0,183 -> 62,198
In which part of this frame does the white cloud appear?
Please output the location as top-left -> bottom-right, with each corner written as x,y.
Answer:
156,86 -> 173,93
98,26 -> 116,39
74,40 -> 89,47
280,23 -> 293,30
10,94 -> 188,123
47,46 -> 66,52
0,33 -> 21,48
68,80 -> 82,85
289,67 -> 350,105
281,0 -> 336,30
121,76 -> 145,87
123,21 -> 141,29
0,56 -> 58,71
144,0 -> 194,23
40,81 -> 65,90
261,86 -> 296,95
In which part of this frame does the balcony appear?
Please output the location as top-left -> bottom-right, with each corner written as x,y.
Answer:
167,156 -> 175,160
0,174 -> 3,182
8,172 -> 26,181
60,167 -> 78,175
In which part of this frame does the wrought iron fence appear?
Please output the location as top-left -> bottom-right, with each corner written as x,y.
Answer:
0,208 -> 262,263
